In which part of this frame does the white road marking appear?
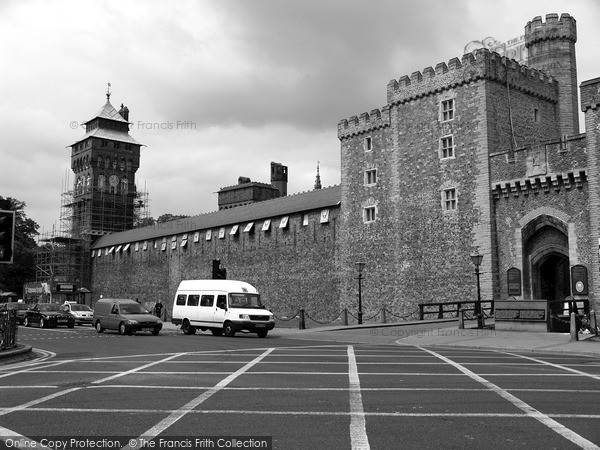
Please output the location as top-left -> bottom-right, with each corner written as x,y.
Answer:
347,345 -> 370,450
120,348 -> 274,450
420,346 -> 600,450
3,407 -> 600,420
91,352 -> 186,384
497,351 -> 600,381
0,387 -> 82,417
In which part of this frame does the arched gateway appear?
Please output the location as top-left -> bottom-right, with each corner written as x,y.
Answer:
522,214 -> 570,311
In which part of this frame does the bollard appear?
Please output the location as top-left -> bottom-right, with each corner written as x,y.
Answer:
570,312 -> 579,342
299,309 -> 306,330
380,308 -> 386,324
458,308 -> 464,330
591,310 -> 598,336
342,308 -> 348,326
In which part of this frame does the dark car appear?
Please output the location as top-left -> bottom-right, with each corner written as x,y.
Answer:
24,303 -> 75,328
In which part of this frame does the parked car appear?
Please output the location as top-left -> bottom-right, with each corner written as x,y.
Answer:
24,303 -> 75,328
2,302 -> 30,324
93,298 -> 162,335
63,302 -> 94,325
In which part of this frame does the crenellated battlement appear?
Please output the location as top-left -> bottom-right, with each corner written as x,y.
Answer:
386,48 -> 558,106
525,13 -> 576,47
337,106 -> 390,139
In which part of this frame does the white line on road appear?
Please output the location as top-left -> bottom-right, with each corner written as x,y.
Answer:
120,348 -> 274,450
348,345 -> 370,450
91,352 -> 186,384
5,406 -> 600,420
420,346 -> 600,450
497,351 -> 600,381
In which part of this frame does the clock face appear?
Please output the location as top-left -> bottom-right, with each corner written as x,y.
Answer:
109,175 -> 119,187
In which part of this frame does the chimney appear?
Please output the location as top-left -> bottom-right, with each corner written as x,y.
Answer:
118,104 -> 130,121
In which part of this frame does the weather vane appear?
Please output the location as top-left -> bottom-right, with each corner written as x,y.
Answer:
106,82 -> 111,101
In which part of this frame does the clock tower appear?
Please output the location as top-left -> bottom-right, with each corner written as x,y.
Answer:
69,87 -> 142,238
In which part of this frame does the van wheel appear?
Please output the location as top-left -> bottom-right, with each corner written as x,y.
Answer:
257,330 -> 268,338
211,328 -> 223,336
95,321 -> 104,333
182,320 -> 196,335
223,323 -> 236,337
119,323 -> 129,335
23,318 -> 30,327
40,318 -> 46,328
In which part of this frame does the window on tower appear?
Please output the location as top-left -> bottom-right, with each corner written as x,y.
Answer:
440,99 -> 454,122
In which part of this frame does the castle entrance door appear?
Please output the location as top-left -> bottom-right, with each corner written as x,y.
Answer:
522,216 -> 570,311
533,253 -> 570,315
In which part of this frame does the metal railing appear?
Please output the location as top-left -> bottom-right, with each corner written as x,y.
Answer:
418,300 -> 495,320
0,310 -> 18,351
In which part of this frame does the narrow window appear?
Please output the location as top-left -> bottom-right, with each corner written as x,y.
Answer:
534,108 -> 540,123
440,135 -> 454,159
443,188 -> 457,211
441,99 -> 454,121
187,295 -> 200,307
364,206 -> 377,223
364,136 -> 372,151
364,169 -> 377,185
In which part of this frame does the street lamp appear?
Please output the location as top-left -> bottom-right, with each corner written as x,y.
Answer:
355,262 -> 365,325
470,253 -> 483,329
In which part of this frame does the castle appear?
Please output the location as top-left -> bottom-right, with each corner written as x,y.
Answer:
85,13 -> 600,321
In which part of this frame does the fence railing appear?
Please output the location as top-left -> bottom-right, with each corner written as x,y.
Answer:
0,310 -> 18,351
273,306 -> 426,330
418,300 -> 495,320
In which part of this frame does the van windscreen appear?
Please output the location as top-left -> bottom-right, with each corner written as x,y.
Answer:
228,293 -> 262,309
120,303 -> 149,314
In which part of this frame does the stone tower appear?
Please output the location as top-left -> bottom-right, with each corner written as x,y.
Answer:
270,162 -> 288,197
525,13 -> 579,136
69,89 -> 142,238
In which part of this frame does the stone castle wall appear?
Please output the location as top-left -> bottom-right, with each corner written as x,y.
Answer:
92,207 -> 341,318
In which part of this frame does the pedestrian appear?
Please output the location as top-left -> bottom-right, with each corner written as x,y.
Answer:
154,301 -> 163,318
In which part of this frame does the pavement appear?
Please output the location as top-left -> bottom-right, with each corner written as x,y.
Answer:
2,318 -> 599,362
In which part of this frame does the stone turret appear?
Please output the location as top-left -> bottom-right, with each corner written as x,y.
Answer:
525,13 -> 579,136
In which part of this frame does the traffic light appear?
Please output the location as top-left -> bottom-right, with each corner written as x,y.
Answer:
0,210 -> 15,264
212,259 -> 227,279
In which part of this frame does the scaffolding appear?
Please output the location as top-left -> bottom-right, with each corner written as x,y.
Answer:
36,186 -> 150,288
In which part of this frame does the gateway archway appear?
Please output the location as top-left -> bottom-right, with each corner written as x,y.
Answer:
522,215 -> 570,306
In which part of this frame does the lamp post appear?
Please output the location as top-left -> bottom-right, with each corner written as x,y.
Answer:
470,253 -> 483,329
355,262 -> 365,325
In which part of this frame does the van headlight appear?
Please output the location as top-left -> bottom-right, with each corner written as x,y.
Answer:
239,314 -> 250,320
126,320 -> 138,325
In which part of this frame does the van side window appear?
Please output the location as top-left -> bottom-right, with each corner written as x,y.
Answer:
216,295 -> 226,309
187,295 -> 200,307
111,305 -> 119,314
200,295 -> 214,307
176,294 -> 187,306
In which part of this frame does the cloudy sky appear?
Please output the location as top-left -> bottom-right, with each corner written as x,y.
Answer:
1,0 -> 599,236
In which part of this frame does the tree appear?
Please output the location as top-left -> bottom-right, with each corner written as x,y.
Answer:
157,214 -> 190,223
0,196 -> 39,296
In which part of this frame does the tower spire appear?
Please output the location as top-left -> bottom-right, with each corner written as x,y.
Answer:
106,82 -> 111,102
314,161 -> 322,190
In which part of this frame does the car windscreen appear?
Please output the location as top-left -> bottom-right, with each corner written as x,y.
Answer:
228,293 -> 263,309
71,304 -> 92,311
120,304 -> 149,314
38,304 -> 61,312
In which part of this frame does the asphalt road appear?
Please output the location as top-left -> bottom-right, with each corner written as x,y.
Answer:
1,325 -> 600,449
